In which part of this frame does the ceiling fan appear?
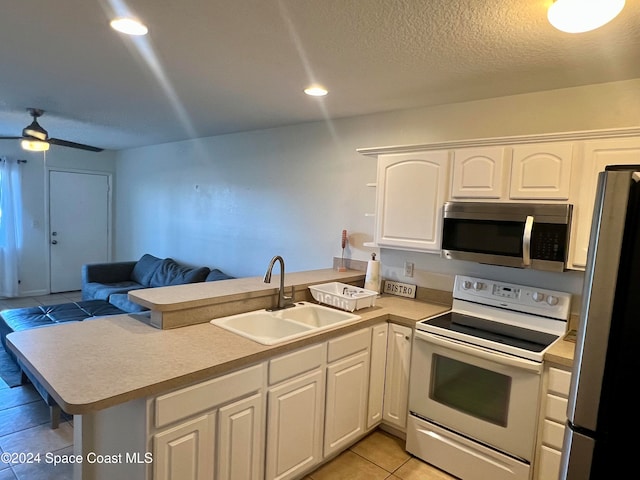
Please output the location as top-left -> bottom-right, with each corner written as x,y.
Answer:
0,108 -> 103,152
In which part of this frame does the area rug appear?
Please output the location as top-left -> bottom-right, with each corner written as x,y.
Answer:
0,344 -> 22,387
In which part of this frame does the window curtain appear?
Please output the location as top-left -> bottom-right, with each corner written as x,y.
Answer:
0,157 -> 23,297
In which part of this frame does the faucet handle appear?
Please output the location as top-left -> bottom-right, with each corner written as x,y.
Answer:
283,286 -> 296,307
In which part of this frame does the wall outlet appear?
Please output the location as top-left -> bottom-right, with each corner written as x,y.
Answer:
404,261 -> 414,277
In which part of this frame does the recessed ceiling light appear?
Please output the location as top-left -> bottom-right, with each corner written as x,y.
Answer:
548,0 -> 625,33
304,85 -> 328,97
110,17 -> 149,36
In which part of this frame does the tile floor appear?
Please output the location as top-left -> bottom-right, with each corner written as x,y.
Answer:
306,429 -> 457,480
0,292 -> 80,480
0,292 -> 457,480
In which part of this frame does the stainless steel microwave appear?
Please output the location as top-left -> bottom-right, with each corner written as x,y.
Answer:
441,202 -> 573,272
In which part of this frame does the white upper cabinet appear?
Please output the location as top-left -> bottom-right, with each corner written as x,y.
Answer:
510,143 -> 574,200
449,143 -> 574,202
450,147 -> 509,199
568,137 -> 640,269
375,151 -> 450,252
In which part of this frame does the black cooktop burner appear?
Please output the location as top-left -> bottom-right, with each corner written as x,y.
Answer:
421,312 -> 560,353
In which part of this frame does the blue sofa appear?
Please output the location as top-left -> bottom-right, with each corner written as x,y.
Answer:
82,254 -> 233,312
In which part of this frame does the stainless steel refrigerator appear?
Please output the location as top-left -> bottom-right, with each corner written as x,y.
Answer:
560,165 -> 640,479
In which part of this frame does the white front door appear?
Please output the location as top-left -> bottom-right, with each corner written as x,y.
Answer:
49,170 -> 110,293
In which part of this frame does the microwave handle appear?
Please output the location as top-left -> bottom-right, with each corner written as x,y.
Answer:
523,215 -> 534,266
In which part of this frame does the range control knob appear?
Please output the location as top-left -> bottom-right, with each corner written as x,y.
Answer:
462,280 -> 472,290
473,282 -> 484,291
546,295 -> 559,306
532,292 -> 546,302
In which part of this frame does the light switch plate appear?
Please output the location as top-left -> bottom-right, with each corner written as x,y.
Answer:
383,280 -> 416,298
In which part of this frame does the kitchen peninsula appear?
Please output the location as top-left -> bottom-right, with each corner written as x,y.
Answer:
6,267 -> 451,480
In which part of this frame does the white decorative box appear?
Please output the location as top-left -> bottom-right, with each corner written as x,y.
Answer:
308,282 -> 378,312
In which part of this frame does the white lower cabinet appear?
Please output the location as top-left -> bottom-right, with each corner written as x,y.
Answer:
152,364 -> 265,480
324,352 -> 369,456
154,414 -> 215,480
217,394 -> 264,480
383,323 -> 413,430
367,323 -> 389,428
324,328 -> 371,457
266,369 -> 325,480
265,343 -> 325,480
75,323 -> 394,480
265,326 -> 374,479
534,364 -> 572,480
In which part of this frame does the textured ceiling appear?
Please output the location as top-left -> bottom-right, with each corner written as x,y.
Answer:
1,0 -> 639,151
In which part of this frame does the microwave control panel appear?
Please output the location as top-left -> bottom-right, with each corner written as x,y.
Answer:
531,224 -> 568,261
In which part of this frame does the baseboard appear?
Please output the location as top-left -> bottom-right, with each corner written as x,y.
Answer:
15,289 -> 49,298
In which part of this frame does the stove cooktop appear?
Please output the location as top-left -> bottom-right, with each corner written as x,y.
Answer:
414,276 -> 571,361
419,311 -> 560,354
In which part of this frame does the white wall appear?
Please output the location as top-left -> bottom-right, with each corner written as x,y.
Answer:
4,79 -> 636,298
0,142 -> 116,296
115,79 -> 640,298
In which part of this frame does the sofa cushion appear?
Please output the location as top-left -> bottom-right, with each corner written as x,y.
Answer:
131,254 -> 163,287
206,268 -> 234,282
149,258 -> 210,287
108,294 -> 149,313
83,281 -> 145,301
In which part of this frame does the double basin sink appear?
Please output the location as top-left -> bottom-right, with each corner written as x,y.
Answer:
210,302 -> 361,345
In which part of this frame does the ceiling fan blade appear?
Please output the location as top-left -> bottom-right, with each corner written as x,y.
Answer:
0,136 -> 24,140
48,137 -> 104,152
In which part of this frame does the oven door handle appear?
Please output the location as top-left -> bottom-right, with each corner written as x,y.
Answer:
522,215 -> 534,267
414,330 -> 542,373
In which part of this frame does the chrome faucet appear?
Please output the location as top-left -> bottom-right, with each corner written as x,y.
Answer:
263,255 -> 295,311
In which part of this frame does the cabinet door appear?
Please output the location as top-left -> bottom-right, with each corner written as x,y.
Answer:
324,351 -> 370,457
154,414 -> 214,480
367,323 -> 388,428
536,445 -> 563,480
217,393 -> 264,480
383,324 -> 412,430
375,151 -> 450,251
451,147 -> 508,199
510,143 -> 573,200
266,369 -> 324,480
568,137 -> 640,268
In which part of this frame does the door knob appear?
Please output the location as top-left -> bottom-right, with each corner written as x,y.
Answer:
51,240 -> 58,245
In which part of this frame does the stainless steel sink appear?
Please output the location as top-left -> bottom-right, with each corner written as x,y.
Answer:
210,302 -> 360,345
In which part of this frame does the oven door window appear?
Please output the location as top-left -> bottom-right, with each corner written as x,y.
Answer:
442,219 -> 523,257
430,354 -> 511,427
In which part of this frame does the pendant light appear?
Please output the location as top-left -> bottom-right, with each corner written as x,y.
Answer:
548,0 -> 625,33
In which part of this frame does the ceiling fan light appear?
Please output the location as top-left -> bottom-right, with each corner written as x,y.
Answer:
548,0 -> 625,33
21,139 -> 50,152
110,17 -> 149,36
22,121 -> 48,141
